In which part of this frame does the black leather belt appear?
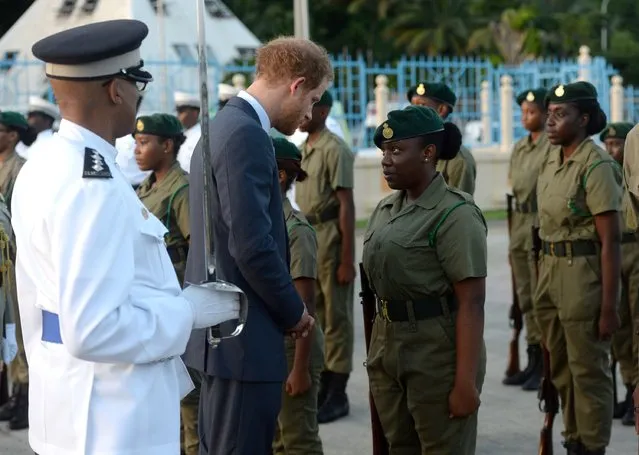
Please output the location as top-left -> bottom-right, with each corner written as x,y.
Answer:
305,205 -> 340,225
166,245 -> 189,263
515,200 -> 537,214
622,232 -> 636,244
541,240 -> 597,257
375,295 -> 457,322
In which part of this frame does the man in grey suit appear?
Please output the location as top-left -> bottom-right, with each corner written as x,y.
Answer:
184,37 -> 333,455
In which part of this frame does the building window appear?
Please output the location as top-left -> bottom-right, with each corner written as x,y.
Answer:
58,0 -> 77,16
0,51 -> 19,72
173,44 -> 195,63
149,0 -> 170,14
81,0 -> 99,13
204,0 -> 233,19
236,47 -> 256,60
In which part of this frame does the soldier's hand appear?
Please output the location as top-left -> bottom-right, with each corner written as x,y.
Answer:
448,381 -> 480,419
598,308 -> 619,341
288,307 -> 315,339
286,367 -> 312,396
337,262 -> 356,285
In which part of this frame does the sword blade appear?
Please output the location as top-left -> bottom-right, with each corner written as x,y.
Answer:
196,0 -> 215,280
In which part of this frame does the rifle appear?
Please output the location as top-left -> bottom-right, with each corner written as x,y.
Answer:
611,354 -> 619,416
359,263 -> 389,455
505,193 -> 523,378
532,227 -> 559,455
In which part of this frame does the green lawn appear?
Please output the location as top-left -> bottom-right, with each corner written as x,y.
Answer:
355,208 -> 506,230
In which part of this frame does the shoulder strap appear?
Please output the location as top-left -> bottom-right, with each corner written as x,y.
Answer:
164,183 -> 189,230
582,159 -> 615,189
427,200 -> 467,247
286,219 -> 316,237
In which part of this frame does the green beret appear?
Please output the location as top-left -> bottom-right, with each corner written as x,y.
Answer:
272,137 -> 301,161
599,122 -> 635,142
406,82 -> 457,109
0,112 -> 28,130
133,113 -> 183,137
373,105 -> 444,148
545,81 -> 598,106
516,88 -> 547,107
316,91 -> 333,108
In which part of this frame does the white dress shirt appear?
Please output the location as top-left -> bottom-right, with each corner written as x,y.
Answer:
114,134 -> 150,186
15,129 -> 54,160
177,123 -> 201,173
11,120 -> 195,455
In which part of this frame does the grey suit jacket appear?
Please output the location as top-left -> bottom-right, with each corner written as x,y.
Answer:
182,97 -> 304,382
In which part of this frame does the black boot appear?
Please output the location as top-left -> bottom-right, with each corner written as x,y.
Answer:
614,383 -> 632,419
502,344 -> 539,386
521,344 -> 543,391
0,385 -> 19,422
317,371 -> 332,409
317,372 -> 349,424
581,444 -> 605,455
622,384 -> 635,427
563,440 -> 582,455
9,383 -> 28,430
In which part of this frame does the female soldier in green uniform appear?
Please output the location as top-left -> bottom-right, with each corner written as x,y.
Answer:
503,88 -> 550,391
599,122 -> 638,426
534,82 -> 621,455
0,112 -> 35,212
271,137 -> 325,455
363,105 -> 487,454
132,114 -> 196,455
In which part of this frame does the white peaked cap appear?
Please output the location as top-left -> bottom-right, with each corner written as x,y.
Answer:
218,83 -> 240,101
174,91 -> 200,109
28,96 -> 59,119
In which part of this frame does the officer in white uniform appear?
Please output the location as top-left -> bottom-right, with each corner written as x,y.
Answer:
12,19 -> 243,455
174,91 -> 201,173
115,96 -> 150,188
15,97 -> 59,159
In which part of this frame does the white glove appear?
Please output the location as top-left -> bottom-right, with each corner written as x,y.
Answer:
2,323 -> 17,363
182,283 -> 241,329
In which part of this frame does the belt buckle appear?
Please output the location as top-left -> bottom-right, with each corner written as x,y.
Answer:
380,299 -> 391,322
548,242 -> 555,256
565,241 -> 573,258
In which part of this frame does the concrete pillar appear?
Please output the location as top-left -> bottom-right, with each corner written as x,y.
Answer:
374,75 -> 391,193
480,80 -> 491,144
610,75 -> 624,122
232,73 -> 246,90
500,74 -> 513,153
577,45 -> 592,82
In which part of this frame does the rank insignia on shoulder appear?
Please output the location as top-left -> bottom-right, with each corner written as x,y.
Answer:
83,147 -> 112,179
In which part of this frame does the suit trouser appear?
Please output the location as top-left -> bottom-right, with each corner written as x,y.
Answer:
181,367 -> 202,455
198,375 -> 282,455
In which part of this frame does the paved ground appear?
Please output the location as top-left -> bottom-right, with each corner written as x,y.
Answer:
1,220 -> 637,454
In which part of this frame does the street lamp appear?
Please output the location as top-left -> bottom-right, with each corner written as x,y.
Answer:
601,0 -> 611,52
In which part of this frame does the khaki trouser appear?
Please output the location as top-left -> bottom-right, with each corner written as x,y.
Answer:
9,281 -> 27,385
366,313 -> 486,454
180,368 -> 201,455
273,327 -> 325,455
534,253 -> 613,451
611,240 -> 639,386
314,221 -> 354,374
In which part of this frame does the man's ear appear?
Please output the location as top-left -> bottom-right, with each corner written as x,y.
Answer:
290,77 -> 306,95
106,79 -> 124,105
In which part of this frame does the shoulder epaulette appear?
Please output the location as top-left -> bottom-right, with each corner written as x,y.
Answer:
82,147 -> 112,179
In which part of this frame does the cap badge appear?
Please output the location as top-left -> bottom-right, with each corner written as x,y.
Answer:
416,84 -> 426,96
555,85 -> 565,97
136,119 -> 144,132
526,91 -> 535,102
382,123 -> 394,140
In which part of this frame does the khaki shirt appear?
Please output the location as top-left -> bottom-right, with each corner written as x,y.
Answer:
362,174 -> 487,300
0,151 -> 25,212
0,195 -> 14,330
436,145 -> 476,195
296,128 -> 354,217
537,138 -> 622,242
284,197 -> 318,280
623,125 -> 639,231
136,162 -> 190,283
509,132 -> 551,206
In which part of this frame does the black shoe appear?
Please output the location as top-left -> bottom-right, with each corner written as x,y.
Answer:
0,388 -> 18,422
622,386 -> 635,427
8,383 -> 28,431
318,371 -> 332,409
502,344 -> 540,386
522,345 -> 543,391
614,383 -> 633,419
317,372 -> 349,424
563,440 -> 582,455
582,445 -> 605,455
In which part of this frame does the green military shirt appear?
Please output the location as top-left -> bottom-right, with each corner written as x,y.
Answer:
0,151 -> 25,212
436,145 -> 476,195
296,128 -> 354,218
623,125 -> 639,231
537,138 -> 622,242
362,174 -> 487,300
0,194 -> 14,331
136,162 -> 190,284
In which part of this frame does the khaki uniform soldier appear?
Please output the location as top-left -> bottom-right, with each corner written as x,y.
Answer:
296,91 -> 356,423
599,122 -> 638,427
363,106 -> 487,454
503,88 -> 550,391
0,111 -> 31,431
407,82 -> 477,195
271,137 -> 325,455
132,114 -> 196,455
534,82 -> 621,455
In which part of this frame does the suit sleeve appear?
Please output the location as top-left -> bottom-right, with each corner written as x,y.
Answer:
215,125 -> 304,330
50,180 -> 195,364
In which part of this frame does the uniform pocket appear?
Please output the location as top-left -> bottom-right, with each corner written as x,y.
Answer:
136,211 -> 173,285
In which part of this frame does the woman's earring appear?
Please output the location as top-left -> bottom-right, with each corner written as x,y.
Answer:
424,158 -> 429,162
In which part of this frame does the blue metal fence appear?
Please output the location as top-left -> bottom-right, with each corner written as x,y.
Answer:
0,53 -> 634,150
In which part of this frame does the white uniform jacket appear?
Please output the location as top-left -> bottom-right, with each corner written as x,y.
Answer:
177,122 -> 201,173
11,120 -> 196,455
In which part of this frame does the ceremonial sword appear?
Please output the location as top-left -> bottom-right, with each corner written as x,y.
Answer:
194,0 -> 248,347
